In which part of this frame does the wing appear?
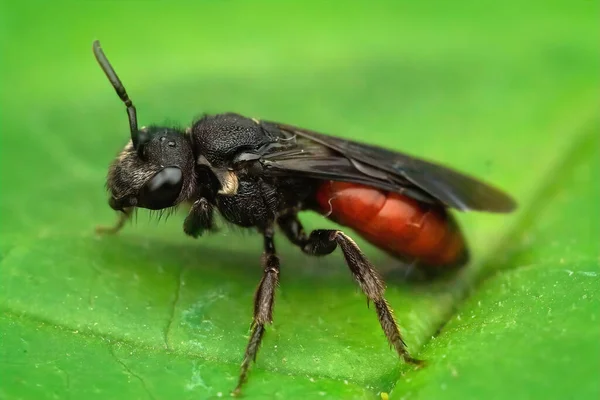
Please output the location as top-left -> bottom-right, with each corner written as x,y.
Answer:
246,120 -> 516,213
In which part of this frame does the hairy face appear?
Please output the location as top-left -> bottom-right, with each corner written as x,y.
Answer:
106,127 -> 196,211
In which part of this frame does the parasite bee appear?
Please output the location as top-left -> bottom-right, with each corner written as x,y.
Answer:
93,40 -> 516,394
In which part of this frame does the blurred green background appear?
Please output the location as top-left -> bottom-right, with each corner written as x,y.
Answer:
0,1 -> 598,399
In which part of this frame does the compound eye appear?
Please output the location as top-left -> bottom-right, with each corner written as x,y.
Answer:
138,167 -> 183,210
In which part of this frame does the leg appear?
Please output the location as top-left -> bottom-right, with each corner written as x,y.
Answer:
278,214 -> 423,365
233,226 -> 280,395
183,198 -> 215,238
95,207 -> 133,235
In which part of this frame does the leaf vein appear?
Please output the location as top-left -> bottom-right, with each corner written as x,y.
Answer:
163,265 -> 184,350
108,345 -> 157,400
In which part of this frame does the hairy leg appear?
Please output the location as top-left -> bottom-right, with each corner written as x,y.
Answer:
278,214 -> 422,365
233,226 -> 280,395
183,198 -> 215,238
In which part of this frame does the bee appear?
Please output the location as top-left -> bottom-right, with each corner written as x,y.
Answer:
93,40 -> 516,394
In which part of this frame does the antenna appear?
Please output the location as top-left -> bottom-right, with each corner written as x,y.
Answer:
92,40 -> 140,148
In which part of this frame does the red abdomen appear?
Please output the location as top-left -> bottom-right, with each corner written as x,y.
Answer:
315,181 -> 468,268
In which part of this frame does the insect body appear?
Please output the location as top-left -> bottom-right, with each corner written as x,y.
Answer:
92,40 -> 516,395
316,181 -> 467,268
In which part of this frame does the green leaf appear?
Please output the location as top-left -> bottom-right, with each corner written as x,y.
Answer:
1,1 -> 598,399
391,131 -> 600,400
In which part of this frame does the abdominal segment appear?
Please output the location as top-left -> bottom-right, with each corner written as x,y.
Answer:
315,181 -> 467,268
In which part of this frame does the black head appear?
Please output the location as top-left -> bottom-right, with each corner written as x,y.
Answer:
93,41 -> 196,211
